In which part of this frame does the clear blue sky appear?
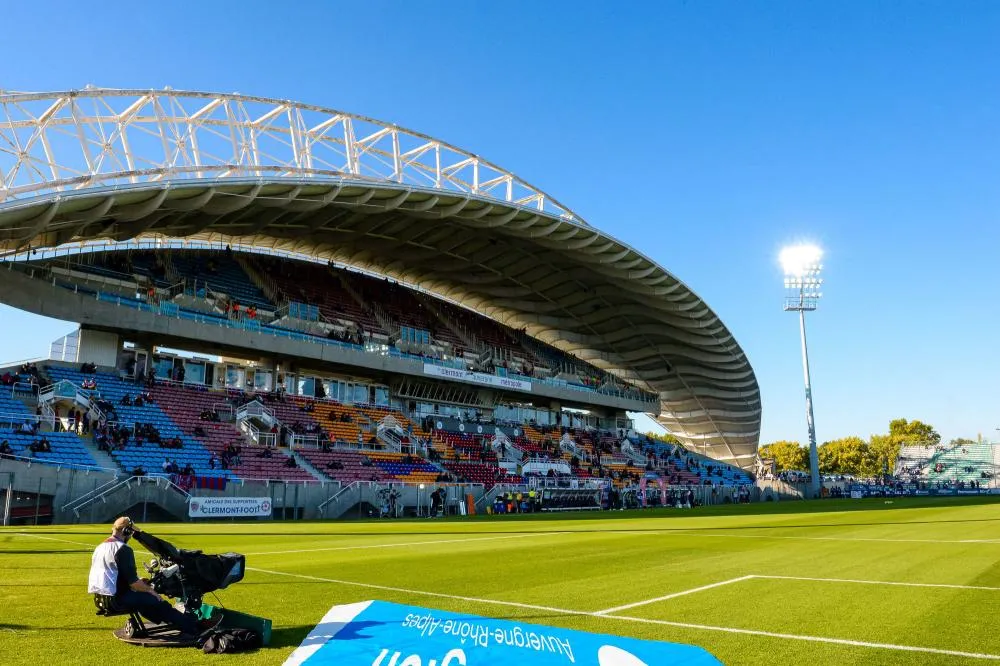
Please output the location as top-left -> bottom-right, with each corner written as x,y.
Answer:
1,1 -> 998,445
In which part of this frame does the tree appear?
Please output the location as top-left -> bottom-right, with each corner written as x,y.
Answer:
888,419 -> 941,446
758,440 -> 808,472
818,437 -> 867,475
645,432 -> 680,445
865,434 -> 902,477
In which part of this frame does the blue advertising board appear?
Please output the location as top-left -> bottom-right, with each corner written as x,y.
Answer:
285,600 -> 721,666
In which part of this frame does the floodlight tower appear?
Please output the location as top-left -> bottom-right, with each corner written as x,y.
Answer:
781,245 -> 824,498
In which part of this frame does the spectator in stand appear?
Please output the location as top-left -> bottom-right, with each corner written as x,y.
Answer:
29,437 -> 51,454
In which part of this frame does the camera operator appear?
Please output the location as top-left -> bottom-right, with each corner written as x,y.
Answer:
88,517 -> 199,637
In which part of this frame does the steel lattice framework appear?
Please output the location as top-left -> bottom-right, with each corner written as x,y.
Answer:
0,88 -> 761,466
0,87 -> 576,216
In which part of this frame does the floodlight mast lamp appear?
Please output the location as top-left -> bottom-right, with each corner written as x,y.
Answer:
781,245 -> 824,499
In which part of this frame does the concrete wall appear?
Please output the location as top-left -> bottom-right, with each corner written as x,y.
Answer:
0,458 -> 484,525
0,458 -> 118,523
79,328 -> 120,367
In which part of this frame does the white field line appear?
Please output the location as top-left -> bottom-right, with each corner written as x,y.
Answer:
248,566 -> 583,616
12,532 -> 94,548
12,529 -> 1000,549
243,531 -> 567,556
594,576 -> 756,615
11,533 -> 1000,659
598,574 -> 1000,617
666,530 -> 1000,545
11,529 -> 659,557
757,574 -> 1000,592
249,566 -> 1000,661
607,613 -> 1000,661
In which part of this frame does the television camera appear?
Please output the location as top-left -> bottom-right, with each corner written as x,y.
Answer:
134,529 -> 245,614
98,527 -> 271,648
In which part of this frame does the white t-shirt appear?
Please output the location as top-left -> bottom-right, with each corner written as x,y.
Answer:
87,537 -> 124,595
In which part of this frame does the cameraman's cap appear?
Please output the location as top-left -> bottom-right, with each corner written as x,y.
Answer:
112,516 -> 132,533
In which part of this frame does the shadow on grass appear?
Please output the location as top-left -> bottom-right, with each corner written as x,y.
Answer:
267,625 -> 315,649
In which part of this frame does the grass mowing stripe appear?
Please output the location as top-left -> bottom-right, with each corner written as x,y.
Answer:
249,565 -> 1000,660
243,531 -> 563,555
757,574 -> 1000,592
13,533 -> 94,547
669,530 -> 1000,545
248,566 -> 582,616
594,576 -> 755,615
607,613 -> 1000,661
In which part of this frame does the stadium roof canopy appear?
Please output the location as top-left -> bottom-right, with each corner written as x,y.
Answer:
0,88 -> 761,465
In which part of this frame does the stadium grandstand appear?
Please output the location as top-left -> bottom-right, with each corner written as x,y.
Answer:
0,87 -> 760,523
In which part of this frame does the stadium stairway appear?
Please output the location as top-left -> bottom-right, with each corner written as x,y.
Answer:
0,372 -> 102,470
44,365 -> 225,478
289,450 -> 330,482
77,434 -> 120,470
150,383 -> 315,482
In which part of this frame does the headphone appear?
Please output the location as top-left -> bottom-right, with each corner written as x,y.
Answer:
118,518 -> 136,541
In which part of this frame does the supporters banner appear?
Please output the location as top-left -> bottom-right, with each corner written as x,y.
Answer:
423,364 -> 532,392
188,496 -> 272,518
285,600 -> 722,665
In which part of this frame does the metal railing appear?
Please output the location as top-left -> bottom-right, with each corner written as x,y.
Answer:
37,379 -> 106,428
64,474 -> 191,519
559,435 -> 582,458
240,420 -> 277,448
27,272 -> 658,405
235,400 -> 277,428
290,434 -> 319,449
0,411 -> 54,431
11,381 -> 38,396
213,403 -> 235,422
61,475 -> 126,513
376,422 -> 403,453
318,480 -> 363,517
620,440 -> 648,467
491,430 -> 525,464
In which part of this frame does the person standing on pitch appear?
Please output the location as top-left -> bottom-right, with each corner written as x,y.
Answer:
88,517 -> 199,636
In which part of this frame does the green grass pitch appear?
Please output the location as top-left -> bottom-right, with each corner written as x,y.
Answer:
1,497 -> 998,665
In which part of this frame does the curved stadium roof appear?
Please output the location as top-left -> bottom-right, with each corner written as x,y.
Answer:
0,88 -> 761,466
